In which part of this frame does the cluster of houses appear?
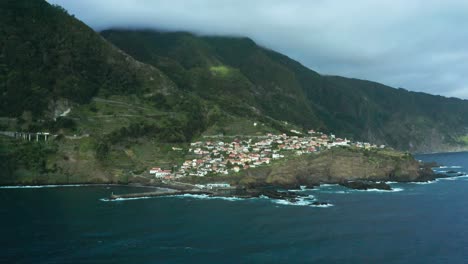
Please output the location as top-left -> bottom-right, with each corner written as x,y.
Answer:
150,129 -> 385,179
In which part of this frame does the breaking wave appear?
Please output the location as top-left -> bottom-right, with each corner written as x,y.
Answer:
287,186 -> 315,192
319,184 -> 338,187
411,181 -> 436,185
0,184 -> 88,189
100,197 -> 152,202
436,174 -> 468,181
311,203 -> 334,208
172,194 -> 247,201
100,193 -> 332,208
356,187 -> 404,193
270,195 -> 332,207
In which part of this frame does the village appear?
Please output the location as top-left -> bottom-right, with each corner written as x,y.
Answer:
149,129 -> 385,180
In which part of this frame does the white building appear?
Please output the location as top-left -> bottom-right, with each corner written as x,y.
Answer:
149,167 -> 172,178
207,183 -> 231,189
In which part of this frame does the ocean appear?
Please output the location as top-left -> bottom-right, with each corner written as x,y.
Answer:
1,152 -> 467,263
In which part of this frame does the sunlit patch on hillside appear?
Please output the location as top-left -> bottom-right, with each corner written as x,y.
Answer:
210,65 -> 234,77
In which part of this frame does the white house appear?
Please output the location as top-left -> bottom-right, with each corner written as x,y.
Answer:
207,183 -> 231,189
149,167 -> 172,178
149,167 -> 161,174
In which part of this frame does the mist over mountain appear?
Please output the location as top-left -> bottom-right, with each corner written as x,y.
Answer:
101,29 -> 468,152
46,0 -> 468,100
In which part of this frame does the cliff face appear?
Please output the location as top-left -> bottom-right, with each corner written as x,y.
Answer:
235,147 -> 423,187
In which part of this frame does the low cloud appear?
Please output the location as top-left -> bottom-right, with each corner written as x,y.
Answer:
47,0 -> 468,99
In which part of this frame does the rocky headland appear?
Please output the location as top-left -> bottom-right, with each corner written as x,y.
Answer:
184,147 -> 438,189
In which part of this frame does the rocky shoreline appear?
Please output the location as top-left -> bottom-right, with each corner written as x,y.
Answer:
107,166 -> 456,205
3,153 -> 464,206
2,166 -> 462,206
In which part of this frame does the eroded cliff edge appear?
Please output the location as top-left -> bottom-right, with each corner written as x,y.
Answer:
188,147 -> 433,188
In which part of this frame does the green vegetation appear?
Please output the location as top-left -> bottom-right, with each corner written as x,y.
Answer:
202,116 -> 279,136
457,135 -> 468,145
1,0 -> 468,185
102,29 -> 468,153
210,65 -> 234,77
0,0 -> 173,119
0,136 -> 58,184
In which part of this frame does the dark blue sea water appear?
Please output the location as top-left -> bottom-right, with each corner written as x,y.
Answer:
1,152 -> 468,264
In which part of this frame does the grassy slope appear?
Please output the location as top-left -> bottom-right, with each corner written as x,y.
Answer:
102,30 -> 468,153
101,30 -> 323,129
0,1 -> 188,184
0,93 -> 284,185
1,1 -> 467,185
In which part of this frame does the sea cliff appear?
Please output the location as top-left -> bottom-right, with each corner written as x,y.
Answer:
191,147 -> 433,188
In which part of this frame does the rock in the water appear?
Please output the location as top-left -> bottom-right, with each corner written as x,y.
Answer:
340,181 -> 392,190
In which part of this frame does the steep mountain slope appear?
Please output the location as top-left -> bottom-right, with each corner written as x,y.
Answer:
0,1 -> 221,183
0,0 -> 175,119
1,0 -> 467,185
100,31 -> 324,129
102,29 -> 468,152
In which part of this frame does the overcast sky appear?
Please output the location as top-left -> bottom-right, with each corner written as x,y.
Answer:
47,0 -> 468,99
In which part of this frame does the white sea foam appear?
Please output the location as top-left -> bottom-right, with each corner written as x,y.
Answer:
272,198 -> 333,207
0,184 -> 88,189
100,197 -> 152,202
272,199 -> 308,206
175,193 -> 210,199
287,188 -> 314,192
353,187 -> 404,193
437,177 -> 457,181
172,194 -> 246,202
319,184 -> 338,187
436,174 -> 468,181
437,165 -> 462,169
100,194 -> 248,202
174,193 -> 323,204
311,203 -> 334,208
409,173 -> 467,184
316,190 -> 348,194
288,185 -> 313,192
269,195 -> 332,207
412,181 -> 436,185
330,191 -> 348,194
316,184 -> 403,194
273,199 -> 311,206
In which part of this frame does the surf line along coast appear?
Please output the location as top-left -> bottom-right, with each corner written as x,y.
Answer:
106,184 -> 332,206
106,154 -> 453,204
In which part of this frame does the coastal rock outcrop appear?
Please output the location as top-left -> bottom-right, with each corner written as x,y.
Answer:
232,147 -> 432,187
339,181 -> 392,191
